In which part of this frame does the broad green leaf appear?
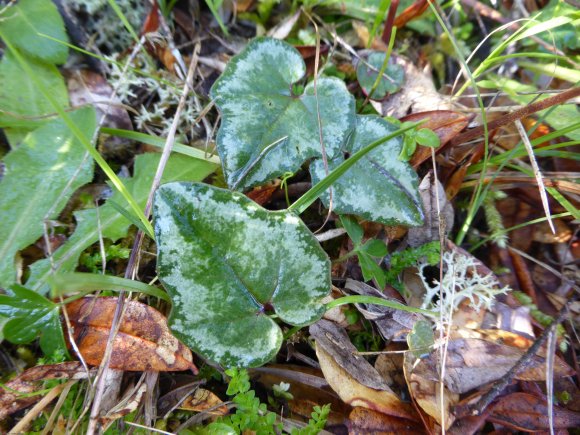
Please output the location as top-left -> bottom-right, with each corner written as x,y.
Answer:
210,37 -> 355,190
340,215 -> 363,246
0,0 -> 69,64
310,115 -> 423,226
27,153 -> 218,293
407,319 -> 434,358
0,51 -> 69,146
360,239 -> 388,257
0,285 -> 66,357
356,52 -> 404,100
0,107 -> 96,290
154,182 -> 331,367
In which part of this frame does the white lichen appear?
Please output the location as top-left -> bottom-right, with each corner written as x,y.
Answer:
419,250 -> 510,328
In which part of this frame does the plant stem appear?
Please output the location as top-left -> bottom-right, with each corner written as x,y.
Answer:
326,295 -> 435,315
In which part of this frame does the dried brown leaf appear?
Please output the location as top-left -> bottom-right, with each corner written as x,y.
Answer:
0,362 -> 90,420
310,320 -> 416,420
65,297 -> 197,372
489,392 -> 580,431
347,406 -> 426,434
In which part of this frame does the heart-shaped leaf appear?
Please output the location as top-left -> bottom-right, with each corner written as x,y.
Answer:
210,37 -> 355,190
154,182 -> 330,368
310,115 -> 423,226
356,52 -> 404,100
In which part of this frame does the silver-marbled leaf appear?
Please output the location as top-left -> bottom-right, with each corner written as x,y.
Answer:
310,115 -> 423,226
210,37 -> 355,190
154,182 -> 331,368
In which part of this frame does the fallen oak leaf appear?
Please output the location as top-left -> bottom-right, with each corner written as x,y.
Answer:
65,297 -> 197,373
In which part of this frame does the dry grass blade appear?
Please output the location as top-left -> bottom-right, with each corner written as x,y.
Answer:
514,119 -> 555,234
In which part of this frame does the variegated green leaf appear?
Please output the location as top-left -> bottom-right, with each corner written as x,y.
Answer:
356,51 -> 404,100
210,37 -> 355,190
310,115 -> 423,226
154,182 -> 330,367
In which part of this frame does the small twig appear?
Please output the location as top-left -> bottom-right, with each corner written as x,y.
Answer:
454,304 -> 570,418
449,86 -> 580,147
87,46 -> 201,435
514,119 -> 555,233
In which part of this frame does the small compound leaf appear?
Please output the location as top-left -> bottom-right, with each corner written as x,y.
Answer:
154,182 -> 330,368
0,285 -> 65,357
210,37 -> 355,190
415,128 -> 440,148
311,115 -> 423,226
65,297 -> 196,372
356,52 -> 405,100
0,0 -> 69,64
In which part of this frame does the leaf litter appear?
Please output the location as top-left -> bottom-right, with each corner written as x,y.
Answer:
0,0 -> 578,433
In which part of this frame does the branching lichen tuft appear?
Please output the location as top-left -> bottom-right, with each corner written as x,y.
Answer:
419,250 -> 510,327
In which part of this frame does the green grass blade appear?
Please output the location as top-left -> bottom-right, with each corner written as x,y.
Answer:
326,295 -> 435,316
102,127 -> 221,164
49,272 -> 170,302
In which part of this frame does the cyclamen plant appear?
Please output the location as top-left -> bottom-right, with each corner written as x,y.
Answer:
153,37 -> 426,368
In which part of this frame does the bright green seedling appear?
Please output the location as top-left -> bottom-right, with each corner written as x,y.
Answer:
340,216 -> 388,288
399,124 -> 441,161
311,115 -> 424,226
356,51 -> 404,100
154,182 -> 330,368
0,285 -> 66,358
210,37 -> 355,190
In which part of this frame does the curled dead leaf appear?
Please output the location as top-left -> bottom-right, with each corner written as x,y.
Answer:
65,297 -> 197,373
310,320 -> 417,420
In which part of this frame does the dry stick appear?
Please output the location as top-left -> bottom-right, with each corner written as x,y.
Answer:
449,86 -> 580,147
454,303 -> 570,418
514,119 -> 555,233
9,381 -> 77,434
86,46 -> 202,435
303,10 -> 332,228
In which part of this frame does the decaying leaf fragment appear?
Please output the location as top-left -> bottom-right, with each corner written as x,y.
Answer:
310,319 -> 416,420
489,392 -> 580,431
65,297 -> 197,372
0,362 -> 91,420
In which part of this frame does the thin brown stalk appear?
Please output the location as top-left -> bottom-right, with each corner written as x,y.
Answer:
450,86 -> 580,147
